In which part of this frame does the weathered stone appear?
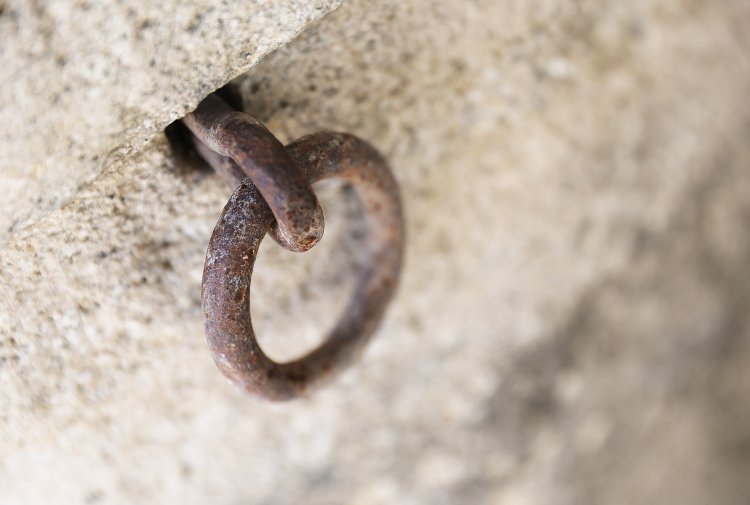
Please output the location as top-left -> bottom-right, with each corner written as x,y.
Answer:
1,0 -> 749,503
0,0 -> 344,242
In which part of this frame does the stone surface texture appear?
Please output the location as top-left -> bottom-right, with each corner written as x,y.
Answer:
2,0 -> 750,504
0,0 -> 344,242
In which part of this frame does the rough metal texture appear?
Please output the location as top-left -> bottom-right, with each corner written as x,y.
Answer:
184,95 -> 326,253
2,0 -> 750,503
187,96 -> 404,399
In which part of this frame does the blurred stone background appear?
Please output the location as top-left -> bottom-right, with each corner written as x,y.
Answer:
2,0 -> 750,503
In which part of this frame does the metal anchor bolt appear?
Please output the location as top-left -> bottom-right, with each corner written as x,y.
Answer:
182,91 -> 405,401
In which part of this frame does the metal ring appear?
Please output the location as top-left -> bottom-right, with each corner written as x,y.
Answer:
201,132 -> 404,400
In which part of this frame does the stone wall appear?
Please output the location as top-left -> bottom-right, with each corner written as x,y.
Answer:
2,0 -> 750,503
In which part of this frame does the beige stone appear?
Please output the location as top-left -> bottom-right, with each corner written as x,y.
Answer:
2,0 -> 750,503
0,0 -> 344,242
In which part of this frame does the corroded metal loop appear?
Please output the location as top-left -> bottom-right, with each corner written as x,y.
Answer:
183,94 -> 324,252
185,94 -> 404,401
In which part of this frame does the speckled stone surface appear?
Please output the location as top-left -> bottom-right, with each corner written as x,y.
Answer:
0,0 -> 344,243
2,0 -> 750,504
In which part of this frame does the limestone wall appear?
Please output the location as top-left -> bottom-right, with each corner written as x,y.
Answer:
2,1 -> 750,503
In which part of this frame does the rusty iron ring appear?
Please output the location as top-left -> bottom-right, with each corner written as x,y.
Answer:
185,95 -> 404,401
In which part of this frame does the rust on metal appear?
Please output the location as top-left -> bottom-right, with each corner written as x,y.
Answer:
182,92 -> 404,401
183,94 -> 324,252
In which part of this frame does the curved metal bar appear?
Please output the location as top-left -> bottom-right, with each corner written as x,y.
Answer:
183,95 -> 325,252
201,132 -> 404,400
